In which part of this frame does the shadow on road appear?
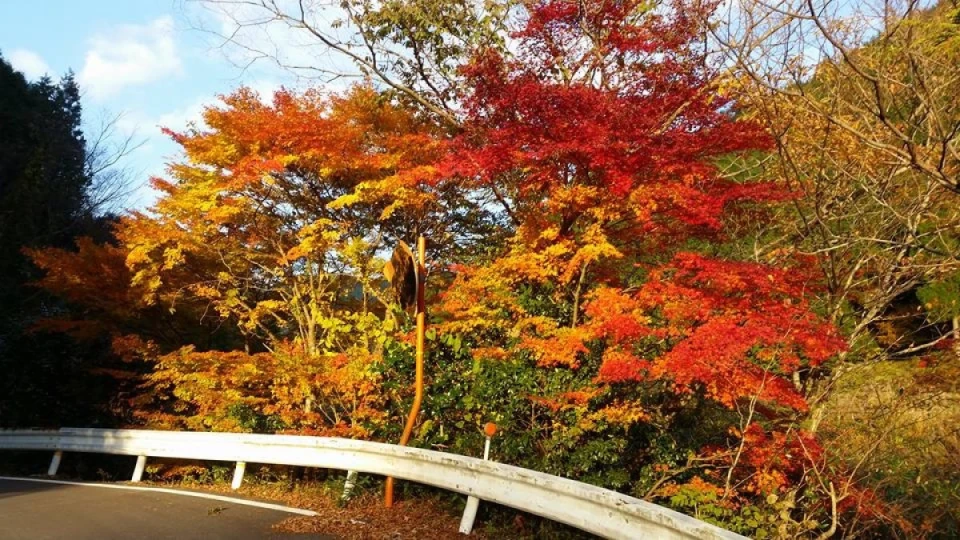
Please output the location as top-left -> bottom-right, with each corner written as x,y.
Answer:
0,477 -> 72,501
0,478 -> 333,539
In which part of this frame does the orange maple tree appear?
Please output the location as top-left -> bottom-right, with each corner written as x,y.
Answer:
126,84 -> 461,434
29,85 -> 462,435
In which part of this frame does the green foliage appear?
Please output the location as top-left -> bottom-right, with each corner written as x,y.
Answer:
356,0 -> 510,87
225,403 -> 285,434
917,272 -> 960,323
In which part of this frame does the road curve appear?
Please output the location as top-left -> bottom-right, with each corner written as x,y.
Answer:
0,477 -> 331,539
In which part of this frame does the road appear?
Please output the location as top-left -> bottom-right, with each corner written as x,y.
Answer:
0,478 -> 331,539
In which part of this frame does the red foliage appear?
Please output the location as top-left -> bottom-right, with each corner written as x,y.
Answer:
587,253 -> 846,412
444,0 -> 776,243
433,1 -> 847,424
596,348 -> 652,383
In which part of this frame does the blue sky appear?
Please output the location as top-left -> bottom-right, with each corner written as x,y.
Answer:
0,0 -> 311,208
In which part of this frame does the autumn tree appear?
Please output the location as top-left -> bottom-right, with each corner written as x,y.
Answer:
133,1 -> 860,533
34,84 -> 498,434
703,1 -> 960,533
128,84 -> 496,351
707,0 -> 960,358
423,1 -> 850,536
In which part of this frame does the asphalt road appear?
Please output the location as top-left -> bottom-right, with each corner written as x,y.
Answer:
0,478 -> 330,539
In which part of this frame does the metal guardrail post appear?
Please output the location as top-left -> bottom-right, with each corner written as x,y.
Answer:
131,455 -> 147,482
47,451 -> 63,476
232,461 -> 246,490
341,470 -> 358,503
459,424 -> 497,534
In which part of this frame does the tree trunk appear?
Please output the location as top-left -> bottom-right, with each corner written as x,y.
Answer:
954,315 -> 959,360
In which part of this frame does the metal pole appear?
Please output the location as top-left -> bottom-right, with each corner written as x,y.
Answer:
386,235 -> 427,508
231,461 -> 246,490
459,435 -> 493,534
342,470 -> 359,503
47,451 -> 63,476
131,455 -> 147,482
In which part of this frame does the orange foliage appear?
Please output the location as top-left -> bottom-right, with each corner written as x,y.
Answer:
25,237 -> 143,340
27,85 -> 441,435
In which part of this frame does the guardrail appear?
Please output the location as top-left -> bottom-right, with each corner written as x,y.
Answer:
0,428 -> 744,540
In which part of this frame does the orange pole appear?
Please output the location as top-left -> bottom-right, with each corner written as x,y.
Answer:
386,236 -> 426,508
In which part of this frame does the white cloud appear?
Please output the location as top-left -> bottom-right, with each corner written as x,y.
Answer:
8,49 -> 51,80
78,16 -> 183,100
157,97 -> 210,133
105,104 -> 199,141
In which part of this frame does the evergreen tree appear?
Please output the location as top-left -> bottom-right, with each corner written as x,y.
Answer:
0,54 -> 109,427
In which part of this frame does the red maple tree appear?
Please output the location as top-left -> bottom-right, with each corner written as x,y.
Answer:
434,0 -> 847,522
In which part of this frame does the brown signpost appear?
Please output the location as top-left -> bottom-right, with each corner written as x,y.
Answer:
382,240 -> 417,310
384,235 -> 426,508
